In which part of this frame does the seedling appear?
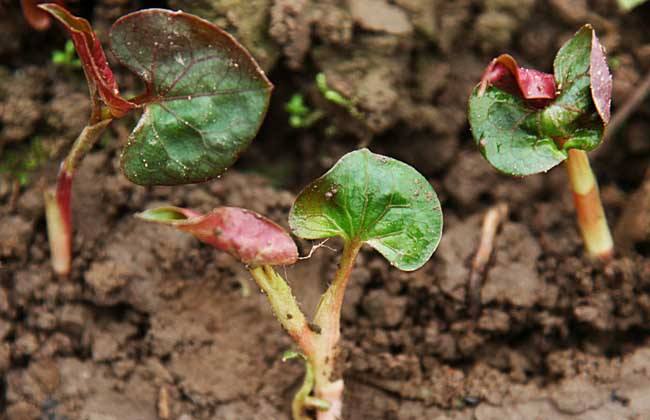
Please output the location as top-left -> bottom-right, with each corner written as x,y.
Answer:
51,40 -> 81,69
285,93 -> 324,128
468,25 -> 614,260
38,4 -> 272,275
138,149 -> 443,420
316,72 -> 362,120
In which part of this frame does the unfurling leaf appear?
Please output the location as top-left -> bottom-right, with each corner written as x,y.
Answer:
21,0 -> 65,31
110,9 -> 273,186
479,54 -> 556,104
38,4 -> 135,117
289,149 -> 443,271
468,25 -> 612,176
137,206 -> 298,267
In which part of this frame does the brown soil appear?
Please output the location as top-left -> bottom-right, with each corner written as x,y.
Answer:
2,0 -> 650,419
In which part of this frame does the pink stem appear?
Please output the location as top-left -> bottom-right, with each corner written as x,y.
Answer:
45,167 -> 73,276
44,119 -> 111,276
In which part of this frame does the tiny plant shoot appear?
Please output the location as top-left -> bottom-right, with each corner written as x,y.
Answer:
468,25 -> 614,260
138,149 -> 443,420
51,40 -> 81,69
38,4 -> 272,275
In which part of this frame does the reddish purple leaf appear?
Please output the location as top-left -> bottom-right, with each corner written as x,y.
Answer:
590,31 -> 612,124
38,4 -> 135,117
479,54 -> 556,104
137,206 -> 298,267
21,0 -> 65,31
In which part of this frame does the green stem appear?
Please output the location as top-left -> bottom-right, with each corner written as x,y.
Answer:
310,240 -> 362,420
61,119 -> 113,174
249,266 -> 315,354
249,241 -> 361,420
249,266 -> 317,419
291,356 -> 315,420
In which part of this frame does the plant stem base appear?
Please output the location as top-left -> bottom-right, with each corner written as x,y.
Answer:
565,149 -> 614,260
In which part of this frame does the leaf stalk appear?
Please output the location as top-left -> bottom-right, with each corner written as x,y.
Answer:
248,241 -> 361,420
310,240 -> 362,420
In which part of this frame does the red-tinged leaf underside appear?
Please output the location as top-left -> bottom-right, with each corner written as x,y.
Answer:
590,31 -> 612,124
137,206 -> 298,267
21,0 -> 64,30
38,4 -> 134,117
109,9 -> 273,186
480,54 -> 556,104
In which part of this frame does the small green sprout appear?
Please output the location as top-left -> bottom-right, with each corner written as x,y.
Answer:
315,72 -> 363,119
51,40 -> 81,68
285,93 -> 324,128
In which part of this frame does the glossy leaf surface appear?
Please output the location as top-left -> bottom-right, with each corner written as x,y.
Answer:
468,25 -> 611,176
110,9 -> 273,185
39,4 -> 135,117
137,206 -> 298,266
289,149 -> 442,271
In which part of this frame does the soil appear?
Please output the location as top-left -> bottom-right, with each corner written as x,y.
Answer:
1,0 -> 650,419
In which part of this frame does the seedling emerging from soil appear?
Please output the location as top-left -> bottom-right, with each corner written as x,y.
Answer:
138,149 -> 443,420
39,4 -> 272,275
316,72 -> 362,120
468,25 -> 614,260
51,40 -> 81,69
286,94 -> 324,128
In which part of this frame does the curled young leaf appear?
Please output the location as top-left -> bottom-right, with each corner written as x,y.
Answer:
468,25 -> 612,176
137,206 -> 298,267
38,3 -> 135,117
479,54 -> 556,104
289,149 -> 442,271
22,0 -> 64,30
110,9 -> 273,186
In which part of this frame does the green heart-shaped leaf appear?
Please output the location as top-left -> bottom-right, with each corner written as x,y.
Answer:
289,149 -> 443,271
110,9 -> 272,185
468,25 -> 611,176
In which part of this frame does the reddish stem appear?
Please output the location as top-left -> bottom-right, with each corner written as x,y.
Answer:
45,167 -> 73,276
45,119 -> 111,276
565,149 -> 613,260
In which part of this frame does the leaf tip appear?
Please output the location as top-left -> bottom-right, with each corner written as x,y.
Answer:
136,206 -> 192,223
36,2 -> 59,12
589,28 -> 612,125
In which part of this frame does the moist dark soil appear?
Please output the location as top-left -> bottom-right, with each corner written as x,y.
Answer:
2,0 -> 650,419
